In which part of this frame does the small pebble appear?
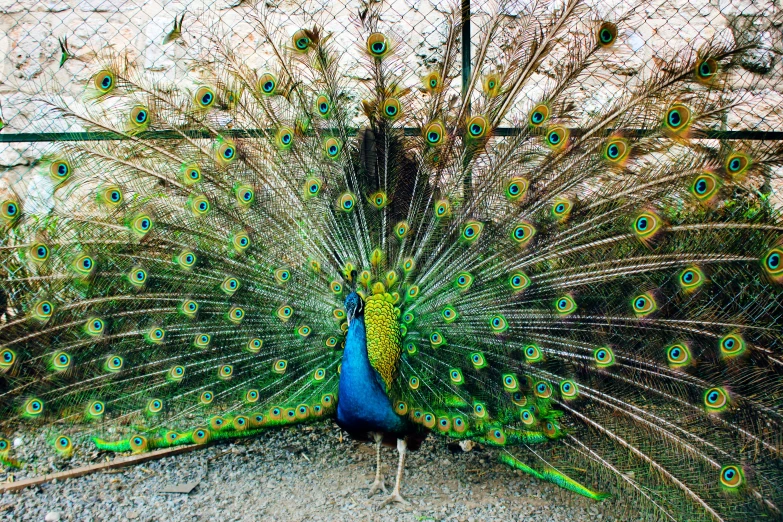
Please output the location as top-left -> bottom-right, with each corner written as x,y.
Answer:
44,512 -> 60,522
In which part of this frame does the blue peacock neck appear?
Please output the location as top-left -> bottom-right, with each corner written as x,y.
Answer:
336,313 -> 406,435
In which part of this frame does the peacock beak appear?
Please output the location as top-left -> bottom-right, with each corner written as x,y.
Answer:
346,309 -> 354,327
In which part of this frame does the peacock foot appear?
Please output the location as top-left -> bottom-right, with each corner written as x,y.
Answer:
368,478 -> 387,496
379,492 -> 410,507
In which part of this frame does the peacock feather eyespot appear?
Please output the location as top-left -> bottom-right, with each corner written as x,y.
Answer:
303,177 -> 322,198
53,435 -> 73,454
695,57 -> 719,84
233,416 -> 249,431
232,231 -> 251,253
666,343 -> 692,367
0,348 -> 16,371
216,139 -> 237,165
406,285 -> 420,301
147,398 -> 164,414
441,305 -> 458,323
510,222 -> 536,246
430,331 -> 445,347
28,243 -> 49,264
528,103 -> 550,127
454,271 -> 474,292
98,184 -> 124,207
86,400 -> 105,418
258,73 -> 277,95
92,69 -> 116,94
724,151 -> 751,178
194,333 -> 211,348
434,199 -> 451,218
466,115 -> 489,140
366,32 -> 391,58
505,177 -> 529,202
422,413 -> 436,429
436,417 -> 451,433
246,389 -> 260,403
228,306 -> 245,324
51,351 -> 71,371
315,94 -> 331,117
560,380 -> 579,399
194,86 -> 216,109
369,191 -> 388,209
276,304 -> 294,322
49,158 -> 72,183
507,272 -> 531,293
130,214 -> 152,236
200,391 -> 214,405
129,435 -> 148,453
297,325 -> 311,338
393,221 -> 410,240
235,184 -> 255,206
22,398 -> 43,417
534,381 -> 552,399
594,346 -> 615,367
469,352 -> 487,369
632,210 -> 663,242
218,364 -> 233,379
85,317 -> 105,336
275,126 -> 294,150
524,344 -> 543,363
382,98 -> 401,120
762,244 -> 783,282
597,21 -> 618,47
423,121 -> 446,147
165,431 -> 180,444
473,401 -> 487,418
273,359 -> 288,374
543,420 -> 561,439
1,199 -> 20,224
72,254 -> 96,277
601,137 -> 630,165
483,73 -> 501,97
555,295 -> 577,315
679,266 -> 705,292
221,276 -> 240,295
545,126 -> 570,151
146,326 -> 166,345
168,365 -> 185,381
719,333 -> 746,358
502,373 -> 519,392
704,387 -> 729,412
324,137 -> 342,160
32,300 -> 54,322
274,268 -> 291,285
520,407 -> 536,425
720,465 -> 744,489
551,198 -> 573,222
104,354 -> 124,373
489,314 -> 508,333
663,103 -> 692,135
129,106 -> 150,128
337,192 -> 356,212
192,428 -> 210,444
631,292 -> 657,317
405,342 -> 418,355
295,404 -> 310,420
188,194 -> 210,217
292,29 -> 313,52
423,71 -> 442,92
408,375 -> 420,390
460,221 -> 484,243
448,368 -> 464,385
180,163 -> 202,185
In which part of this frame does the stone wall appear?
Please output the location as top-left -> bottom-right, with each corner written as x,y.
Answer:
0,0 -> 781,199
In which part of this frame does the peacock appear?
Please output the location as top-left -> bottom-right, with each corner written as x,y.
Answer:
1,0 -> 782,518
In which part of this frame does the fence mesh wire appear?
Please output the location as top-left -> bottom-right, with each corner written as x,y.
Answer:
0,0 -> 781,198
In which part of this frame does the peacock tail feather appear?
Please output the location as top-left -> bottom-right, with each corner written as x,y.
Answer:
1,0 -> 782,519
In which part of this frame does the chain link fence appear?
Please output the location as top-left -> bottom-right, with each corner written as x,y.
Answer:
0,0 -> 781,197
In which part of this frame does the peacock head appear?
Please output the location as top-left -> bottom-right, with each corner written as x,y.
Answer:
344,292 -> 364,327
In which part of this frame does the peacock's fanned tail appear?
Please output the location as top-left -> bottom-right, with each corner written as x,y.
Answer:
0,1 -> 781,519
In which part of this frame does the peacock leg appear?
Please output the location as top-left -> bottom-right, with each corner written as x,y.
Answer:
368,432 -> 387,496
379,438 -> 410,506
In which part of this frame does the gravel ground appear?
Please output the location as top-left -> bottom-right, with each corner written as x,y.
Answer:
0,421 -> 638,521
